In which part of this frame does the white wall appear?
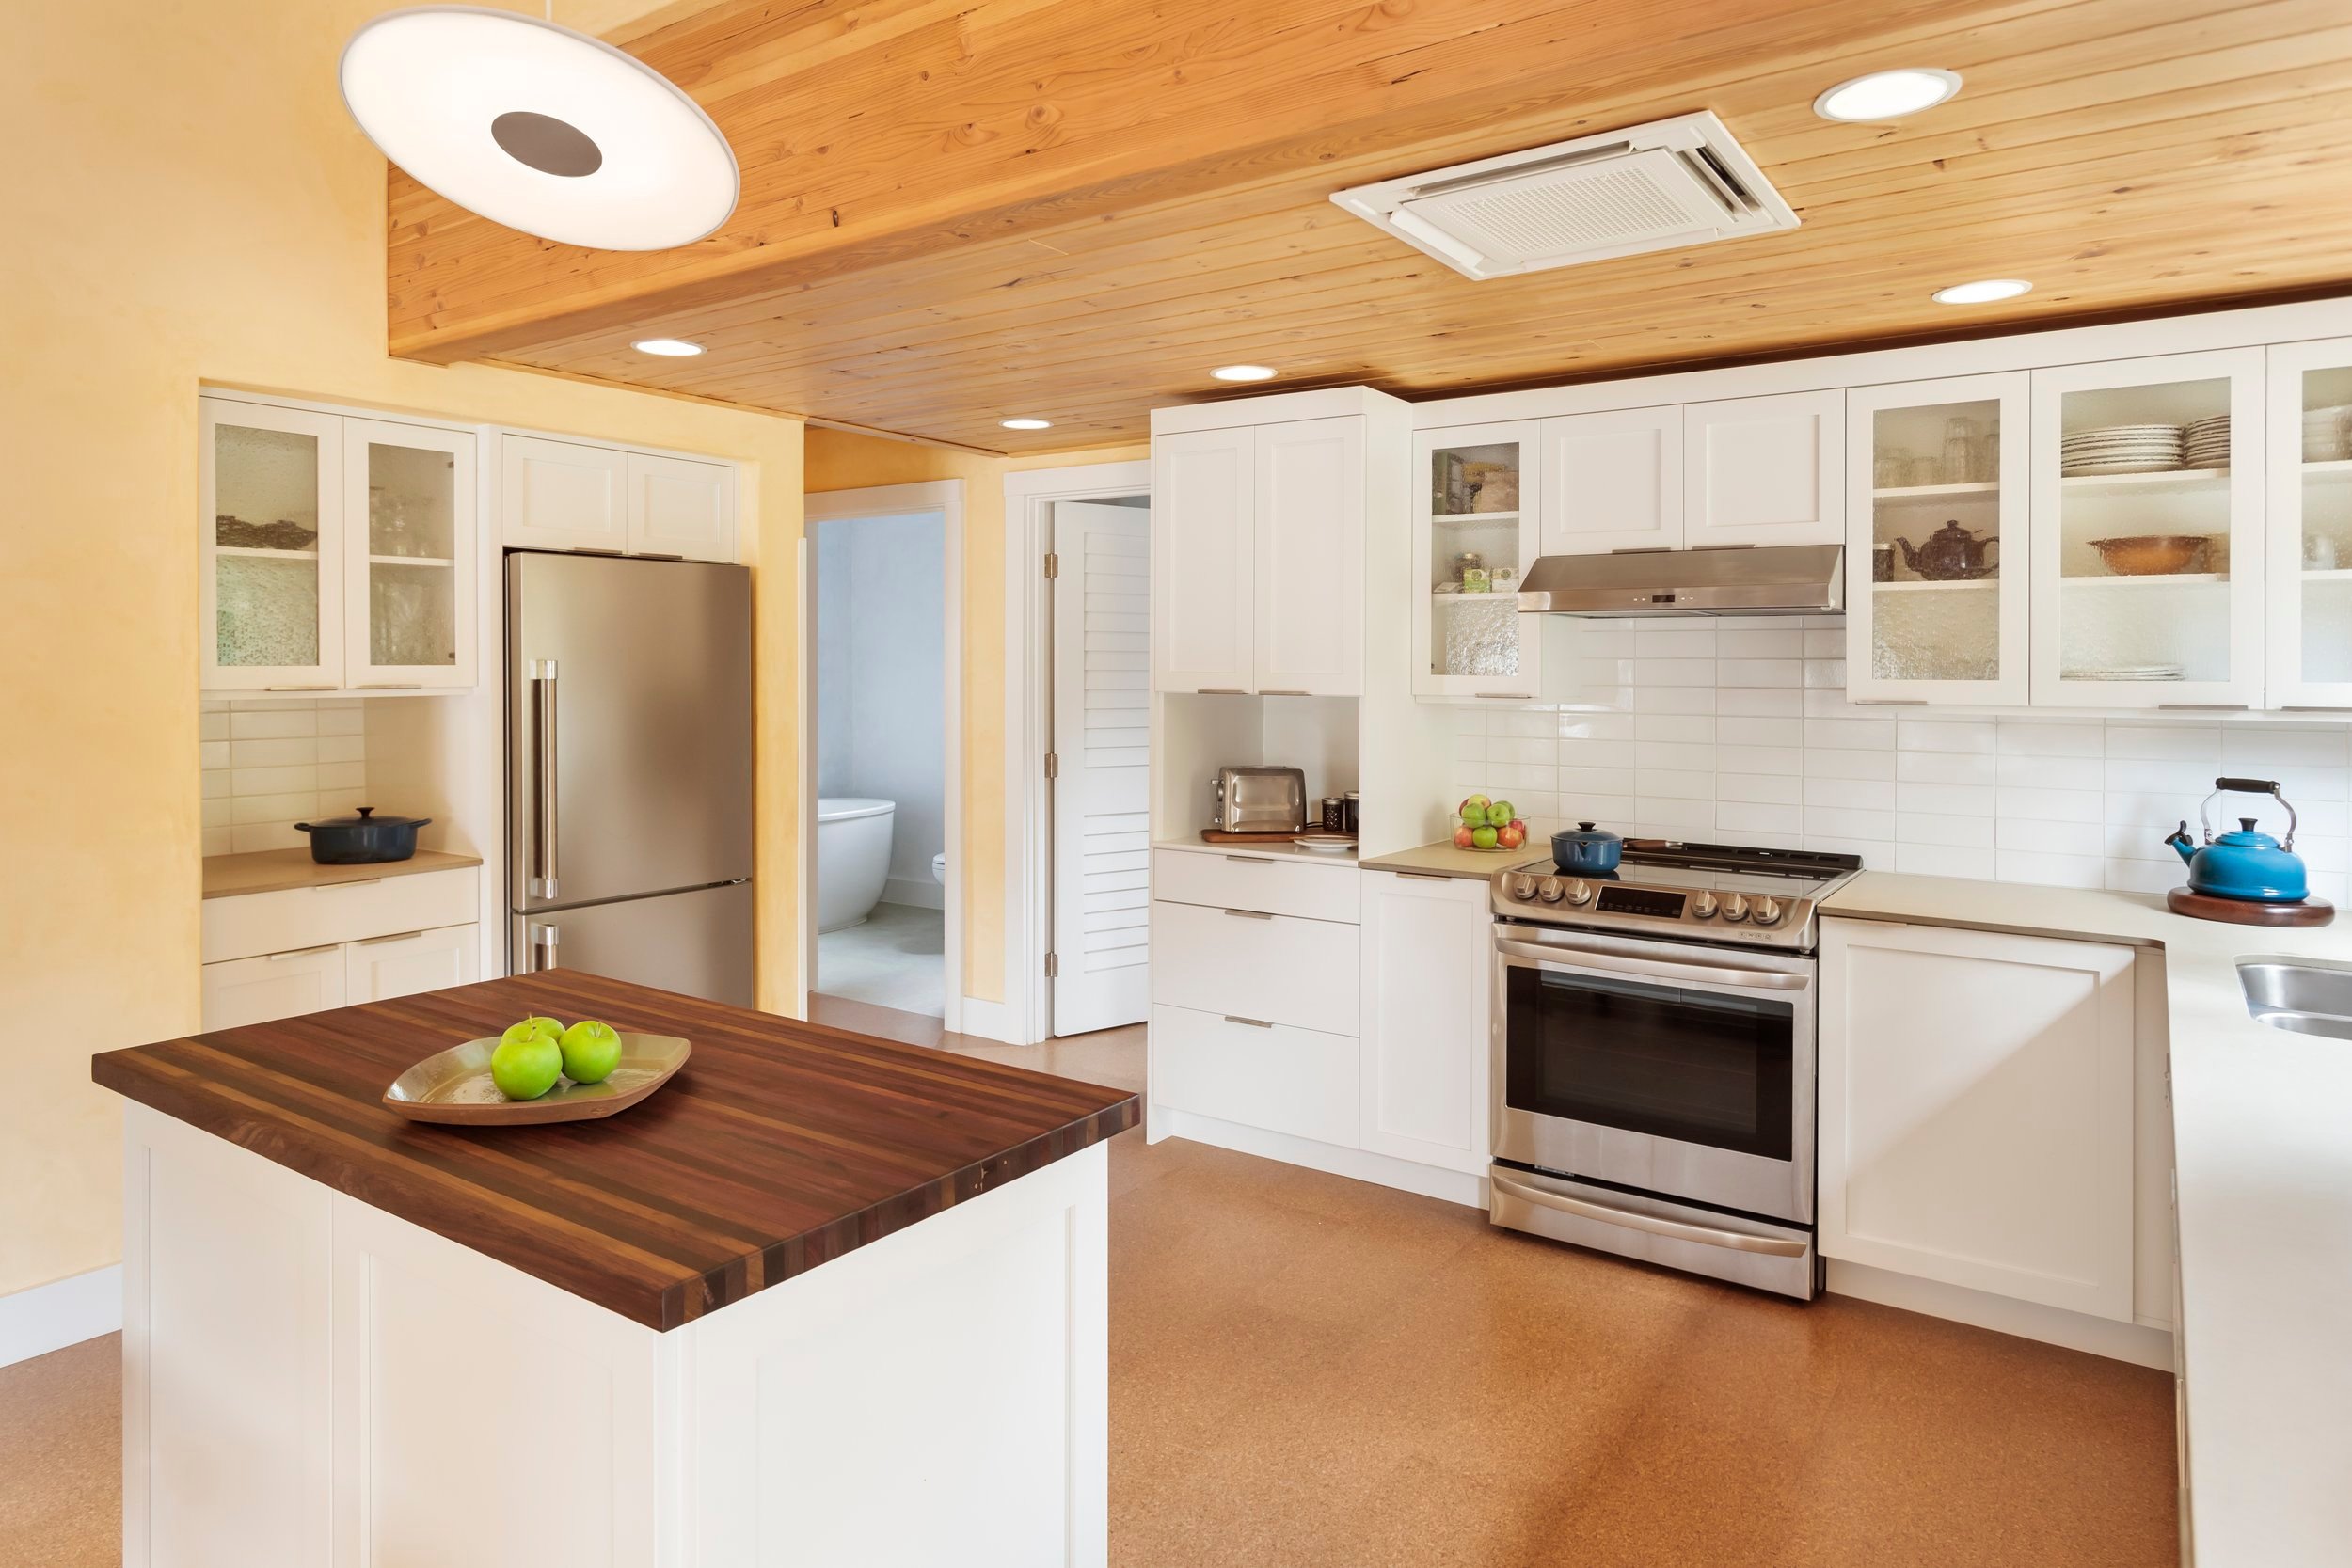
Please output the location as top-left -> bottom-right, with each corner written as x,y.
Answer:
815,513 -> 946,908
1449,614 -> 2351,904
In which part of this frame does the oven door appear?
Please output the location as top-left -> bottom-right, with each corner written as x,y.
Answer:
1493,923 -> 1814,1224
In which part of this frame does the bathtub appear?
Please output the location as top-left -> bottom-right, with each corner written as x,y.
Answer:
816,797 -> 896,932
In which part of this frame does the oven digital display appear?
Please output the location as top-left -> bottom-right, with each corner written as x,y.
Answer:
1594,886 -> 1688,919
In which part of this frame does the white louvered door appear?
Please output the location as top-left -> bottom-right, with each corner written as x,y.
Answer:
1052,501 -> 1152,1036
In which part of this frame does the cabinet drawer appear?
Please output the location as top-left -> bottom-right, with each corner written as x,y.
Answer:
1152,1004 -> 1358,1148
202,868 -> 481,964
1151,848 -> 1360,924
346,924 -> 480,1005
1150,900 -> 1358,1035
200,947 -> 349,1031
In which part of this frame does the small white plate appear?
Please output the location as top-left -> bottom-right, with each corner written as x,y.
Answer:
1292,835 -> 1356,854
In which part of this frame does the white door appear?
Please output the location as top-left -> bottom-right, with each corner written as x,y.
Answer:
343,418 -> 477,691
1537,405 -> 1682,555
201,397 -> 345,693
627,451 -> 737,562
2265,336 -> 2352,708
1819,918 -> 2137,1321
1051,501 -> 1152,1036
346,924 -> 481,1004
1358,870 -> 1489,1174
200,945 -> 349,1030
500,435 -> 629,553
1683,390 -> 1845,547
1150,427 -> 1253,692
1252,417 -> 1363,695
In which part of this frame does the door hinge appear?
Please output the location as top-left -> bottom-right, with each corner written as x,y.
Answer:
1045,752 -> 1059,779
1045,951 -> 1059,978
1043,552 -> 1060,578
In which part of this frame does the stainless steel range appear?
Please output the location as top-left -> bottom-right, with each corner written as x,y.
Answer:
1487,839 -> 1861,1299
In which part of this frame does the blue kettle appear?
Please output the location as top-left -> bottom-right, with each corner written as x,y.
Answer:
2164,777 -> 2310,903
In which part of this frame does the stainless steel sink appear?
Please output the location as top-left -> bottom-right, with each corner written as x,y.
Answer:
2238,960 -> 2352,1041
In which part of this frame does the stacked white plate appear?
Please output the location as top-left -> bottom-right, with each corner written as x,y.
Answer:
2305,404 -> 2352,463
2063,663 -> 2186,682
2061,423 -> 2184,477
2184,415 -> 2231,468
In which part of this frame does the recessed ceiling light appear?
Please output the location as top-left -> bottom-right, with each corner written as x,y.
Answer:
1212,365 -> 1278,383
1932,278 -> 2033,306
1001,418 -> 1053,431
1812,68 -> 1963,123
632,337 -> 705,356
340,8 -> 739,252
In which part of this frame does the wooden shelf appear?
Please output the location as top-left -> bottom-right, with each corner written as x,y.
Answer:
369,555 -> 454,567
2059,571 -> 2228,588
1873,481 -> 1997,503
215,545 -> 318,560
2058,467 -> 2229,496
1872,577 -> 1998,592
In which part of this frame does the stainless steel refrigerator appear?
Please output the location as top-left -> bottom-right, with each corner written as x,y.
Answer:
507,552 -> 755,1006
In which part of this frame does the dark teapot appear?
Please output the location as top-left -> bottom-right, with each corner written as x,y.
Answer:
1894,520 -> 1999,581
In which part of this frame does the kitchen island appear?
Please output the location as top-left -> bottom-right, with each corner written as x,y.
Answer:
92,971 -> 1136,1567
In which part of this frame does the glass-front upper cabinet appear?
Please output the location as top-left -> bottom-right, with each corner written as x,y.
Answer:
1411,422 -> 1542,700
1844,373 -> 2030,705
202,399 -> 345,691
2028,350 -> 2265,709
344,419 -> 476,689
2265,338 -> 2352,708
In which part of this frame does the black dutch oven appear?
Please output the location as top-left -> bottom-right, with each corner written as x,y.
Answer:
293,805 -> 431,864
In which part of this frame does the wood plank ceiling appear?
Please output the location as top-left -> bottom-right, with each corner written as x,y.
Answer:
387,0 -> 2352,452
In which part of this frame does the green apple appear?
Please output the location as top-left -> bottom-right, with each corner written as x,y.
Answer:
490,1032 -> 563,1101
1471,824 -> 1500,850
1458,793 -> 1491,822
501,1016 -> 563,1051
559,1019 -> 623,1085
1486,800 -> 1515,826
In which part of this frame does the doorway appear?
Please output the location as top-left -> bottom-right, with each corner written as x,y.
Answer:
802,481 -> 962,1027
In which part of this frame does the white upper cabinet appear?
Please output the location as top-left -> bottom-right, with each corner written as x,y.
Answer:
343,418 -> 477,691
1844,373 -> 2031,706
1683,390 -> 1845,547
1152,426 -> 1255,692
1537,405 -> 1681,556
203,399 -> 348,692
1253,417 -> 1363,696
501,435 -> 629,554
1358,870 -> 1490,1175
2029,349 -> 2265,709
626,451 -> 736,562
2265,336 -> 2352,710
1412,422 -> 1543,700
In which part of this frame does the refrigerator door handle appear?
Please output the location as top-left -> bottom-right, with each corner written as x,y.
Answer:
532,659 -> 559,900
528,920 -> 561,973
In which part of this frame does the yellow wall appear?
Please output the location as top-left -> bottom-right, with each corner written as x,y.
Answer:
1,0 -> 803,1300
805,433 -> 1149,1004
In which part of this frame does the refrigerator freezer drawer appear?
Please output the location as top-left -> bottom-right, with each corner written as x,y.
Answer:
512,881 -> 755,1009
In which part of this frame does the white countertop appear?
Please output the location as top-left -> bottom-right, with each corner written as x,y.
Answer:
1823,872 -> 2352,1567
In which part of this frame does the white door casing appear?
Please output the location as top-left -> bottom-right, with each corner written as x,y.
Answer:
1051,501 -> 1152,1036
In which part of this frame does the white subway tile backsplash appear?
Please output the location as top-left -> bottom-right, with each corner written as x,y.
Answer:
1804,748 -> 1896,782
1559,766 -> 1636,796
2105,724 -> 2222,762
1639,768 -> 1717,801
1560,712 -> 1635,741
1635,714 -> 1716,745
231,790 -> 321,825
1490,736 -> 1557,766
1718,800 -> 1804,834
1805,777 -> 1897,812
1997,817 -> 2105,857
2003,786 -> 2104,823
1996,721 -> 2103,757
1896,782 -> 1995,817
2225,725 -> 2351,768
318,708 -> 365,737
230,736 -> 317,768
1804,718 -> 1896,751
1719,658 -> 1803,688
229,707 -> 318,741
1719,628 -> 1803,659
198,740 -> 231,769
1898,750 -> 1997,786
1805,806 -> 1895,841
1631,686 -> 1715,715
1718,716 -> 1803,748
1898,844 -> 1997,879
1636,658 -> 1717,688
199,698 -> 373,856
1897,719 -> 1995,754
1999,851 -> 2104,889
1716,688 -> 1804,717
1719,772 -> 1804,805
1899,812 -> 1995,848
1995,752 -> 2101,791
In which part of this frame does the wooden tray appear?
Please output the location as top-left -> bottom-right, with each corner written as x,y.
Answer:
1200,827 -> 1355,845
2166,887 -> 2336,927
383,1032 -> 691,1125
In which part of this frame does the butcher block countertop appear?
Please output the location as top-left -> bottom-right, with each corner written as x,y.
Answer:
92,972 -> 1137,1330
200,846 -> 483,898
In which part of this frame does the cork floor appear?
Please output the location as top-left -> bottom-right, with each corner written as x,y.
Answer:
1,1022 -> 2176,1567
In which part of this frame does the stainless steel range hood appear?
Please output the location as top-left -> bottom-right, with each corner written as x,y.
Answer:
1518,545 -> 1844,617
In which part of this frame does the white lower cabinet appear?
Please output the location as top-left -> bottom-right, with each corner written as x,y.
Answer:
1358,870 -> 1490,1175
1148,900 -> 1359,1036
1151,1004 -> 1359,1147
200,946 -> 350,1031
346,924 -> 481,1004
202,869 -> 485,1030
1819,917 -> 2138,1322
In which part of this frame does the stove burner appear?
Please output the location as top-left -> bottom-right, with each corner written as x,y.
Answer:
1493,838 -> 1861,951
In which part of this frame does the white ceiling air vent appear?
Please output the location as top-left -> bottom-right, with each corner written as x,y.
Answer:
1330,111 -> 1797,281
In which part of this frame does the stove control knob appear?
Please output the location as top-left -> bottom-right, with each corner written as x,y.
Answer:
1754,896 -> 1785,927
1691,892 -> 1719,919
1722,894 -> 1751,923
1565,879 -> 1596,907
1536,877 -> 1567,904
1507,874 -> 1539,902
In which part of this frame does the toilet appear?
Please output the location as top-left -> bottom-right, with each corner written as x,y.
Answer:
816,798 -> 895,932
931,851 -> 946,886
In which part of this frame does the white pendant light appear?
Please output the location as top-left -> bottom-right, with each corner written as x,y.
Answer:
340,6 -> 739,252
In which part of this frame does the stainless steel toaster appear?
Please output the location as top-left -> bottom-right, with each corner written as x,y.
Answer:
1213,766 -> 1307,832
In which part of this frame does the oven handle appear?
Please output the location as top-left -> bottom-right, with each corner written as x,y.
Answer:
1490,1169 -> 1809,1258
1495,938 -> 1812,993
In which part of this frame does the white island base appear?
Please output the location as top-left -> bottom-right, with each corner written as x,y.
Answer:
121,1103 -> 1109,1567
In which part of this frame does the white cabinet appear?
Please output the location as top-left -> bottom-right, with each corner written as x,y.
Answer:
2029,349 -> 2265,708
1151,426 -> 1255,692
1819,918 -> 2137,1321
1148,900 -> 1359,1036
343,418 -> 478,690
1358,871 -> 1490,1175
1412,422 -> 1543,699
1683,391 -> 1845,547
1151,1004 -> 1359,1147
345,924 -> 480,1004
201,946 -> 349,1031
501,436 -> 736,562
625,451 -> 736,562
2265,335 -> 2352,708
1537,406 -> 1681,556
1253,417 -> 1364,695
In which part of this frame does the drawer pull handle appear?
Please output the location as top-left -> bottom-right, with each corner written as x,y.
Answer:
320,878 -> 383,888
1474,692 -> 1535,701
1223,854 -> 1273,864
1395,871 -> 1453,881
1259,689 -> 1311,697
1851,698 -> 1927,706
1194,688 -> 1248,696
1223,908 -> 1275,920
1223,1015 -> 1274,1029
358,929 -> 426,946
267,943 -> 341,960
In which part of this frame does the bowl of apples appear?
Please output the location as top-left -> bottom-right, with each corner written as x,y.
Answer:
1452,793 -> 1529,853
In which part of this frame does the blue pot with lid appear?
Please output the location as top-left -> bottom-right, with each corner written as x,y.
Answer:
2164,778 -> 2310,903
1551,821 -> 1623,876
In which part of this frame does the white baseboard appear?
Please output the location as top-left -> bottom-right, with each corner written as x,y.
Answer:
883,877 -> 945,911
1826,1259 -> 2175,1370
956,997 -> 1017,1043
0,1263 -> 121,1369
1155,1109 -> 1486,1209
